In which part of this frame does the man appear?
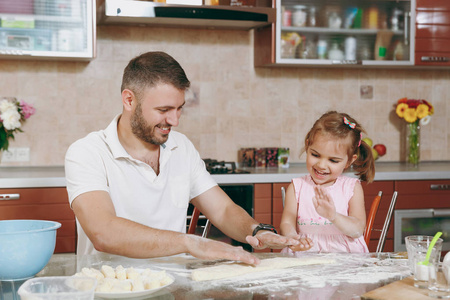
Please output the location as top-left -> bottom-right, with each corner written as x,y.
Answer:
65,51 -> 312,264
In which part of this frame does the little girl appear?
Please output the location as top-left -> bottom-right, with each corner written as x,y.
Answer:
280,111 -> 375,253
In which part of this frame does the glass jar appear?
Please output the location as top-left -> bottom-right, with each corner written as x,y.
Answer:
345,36 -> 356,60
317,40 -> 328,59
282,7 -> 292,27
328,11 -> 342,29
292,5 -> 307,27
328,42 -> 344,60
307,6 -> 317,27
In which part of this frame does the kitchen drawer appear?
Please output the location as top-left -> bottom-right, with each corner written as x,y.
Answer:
416,0 -> 450,11
415,38 -> 450,52
254,183 -> 272,215
272,182 -> 289,214
0,187 -> 69,204
395,180 -> 450,209
0,187 -> 76,253
415,52 -> 450,66
416,24 -> 450,39
254,183 -> 272,199
0,203 -> 74,220
395,180 -> 450,194
416,11 -> 450,25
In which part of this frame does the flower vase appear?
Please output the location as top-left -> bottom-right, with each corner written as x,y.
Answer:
406,120 -> 420,167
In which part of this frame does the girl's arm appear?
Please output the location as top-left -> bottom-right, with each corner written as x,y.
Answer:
313,182 -> 366,238
280,183 -> 299,238
280,183 -> 313,251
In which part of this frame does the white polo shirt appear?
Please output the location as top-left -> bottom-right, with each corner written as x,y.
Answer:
65,115 -> 217,255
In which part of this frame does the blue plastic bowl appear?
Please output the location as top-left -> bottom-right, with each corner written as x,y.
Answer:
0,220 -> 61,280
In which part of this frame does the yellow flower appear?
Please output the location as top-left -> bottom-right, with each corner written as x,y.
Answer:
396,103 -> 409,118
416,104 -> 429,119
404,108 -> 418,123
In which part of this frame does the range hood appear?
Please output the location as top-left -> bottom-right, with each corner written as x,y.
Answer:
97,0 -> 276,30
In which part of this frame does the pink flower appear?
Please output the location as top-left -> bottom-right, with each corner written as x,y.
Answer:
19,100 -> 36,119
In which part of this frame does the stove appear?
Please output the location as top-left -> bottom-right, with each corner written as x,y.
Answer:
203,159 -> 250,174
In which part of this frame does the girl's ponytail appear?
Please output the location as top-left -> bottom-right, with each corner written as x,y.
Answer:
353,138 -> 375,183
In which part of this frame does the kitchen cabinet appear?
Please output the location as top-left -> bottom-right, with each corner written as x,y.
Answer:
0,187 -> 76,253
255,0 -> 450,68
415,0 -> 450,66
253,183 -> 272,253
394,179 -> 450,210
255,0 -> 414,67
0,0 -> 96,60
97,0 -> 276,31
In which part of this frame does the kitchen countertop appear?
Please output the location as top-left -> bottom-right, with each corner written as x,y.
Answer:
0,161 -> 449,188
0,252 -> 412,300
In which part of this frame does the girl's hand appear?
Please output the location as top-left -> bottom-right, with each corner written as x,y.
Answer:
246,231 -> 301,250
288,236 -> 314,252
312,186 -> 337,221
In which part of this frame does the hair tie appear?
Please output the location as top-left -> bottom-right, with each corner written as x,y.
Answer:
358,132 -> 362,147
343,117 -> 356,129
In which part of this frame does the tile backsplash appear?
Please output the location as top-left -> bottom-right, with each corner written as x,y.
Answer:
1,25 -> 449,166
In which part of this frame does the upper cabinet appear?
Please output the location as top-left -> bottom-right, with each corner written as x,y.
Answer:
255,0 -> 450,68
415,0 -> 450,66
97,0 -> 276,31
0,0 -> 96,61
256,0 -> 415,67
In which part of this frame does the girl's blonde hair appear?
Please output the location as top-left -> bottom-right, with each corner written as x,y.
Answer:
303,111 -> 375,183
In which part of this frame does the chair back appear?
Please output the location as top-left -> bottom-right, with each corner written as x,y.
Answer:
187,206 -> 201,235
376,191 -> 398,253
187,206 -> 211,238
364,191 -> 383,246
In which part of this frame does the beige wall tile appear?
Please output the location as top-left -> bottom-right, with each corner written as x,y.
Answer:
1,26 -> 449,166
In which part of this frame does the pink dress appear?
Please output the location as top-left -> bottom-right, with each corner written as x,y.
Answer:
282,175 -> 368,254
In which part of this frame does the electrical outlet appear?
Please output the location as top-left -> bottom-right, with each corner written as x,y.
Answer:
16,147 -> 30,162
1,150 -> 15,162
360,85 -> 373,99
1,147 -> 30,162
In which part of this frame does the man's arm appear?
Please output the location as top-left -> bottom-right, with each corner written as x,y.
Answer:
191,186 -> 305,250
72,190 -> 260,264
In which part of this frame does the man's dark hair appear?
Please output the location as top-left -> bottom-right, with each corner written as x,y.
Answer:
121,51 -> 190,100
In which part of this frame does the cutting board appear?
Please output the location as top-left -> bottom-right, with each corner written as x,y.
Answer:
361,276 -> 436,300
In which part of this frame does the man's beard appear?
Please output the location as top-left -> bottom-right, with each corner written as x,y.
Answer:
130,102 -> 169,146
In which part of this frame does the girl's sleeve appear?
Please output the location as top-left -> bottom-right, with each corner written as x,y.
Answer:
344,177 -> 360,199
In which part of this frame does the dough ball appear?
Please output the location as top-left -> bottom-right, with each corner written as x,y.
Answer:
115,265 -> 127,280
81,267 -> 104,281
126,267 -> 141,280
101,265 -> 116,278
131,277 -> 145,291
144,278 -> 160,290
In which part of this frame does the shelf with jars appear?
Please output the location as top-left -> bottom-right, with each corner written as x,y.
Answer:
254,0 -> 415,67
0,0 -> 96,61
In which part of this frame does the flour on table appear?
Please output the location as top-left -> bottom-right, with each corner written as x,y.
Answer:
191,256 -> 336,281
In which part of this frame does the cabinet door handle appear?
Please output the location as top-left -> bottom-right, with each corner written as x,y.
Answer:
430,184 -> 450,190
0,194 -> 20,200
421,56 -> 449,62
404,12 -> 409,46
331,60 -> 362,65
433,209 -> 450,217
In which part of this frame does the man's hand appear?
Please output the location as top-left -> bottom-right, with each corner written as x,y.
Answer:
245,231 -> 312,250
186,235 -> 260,265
